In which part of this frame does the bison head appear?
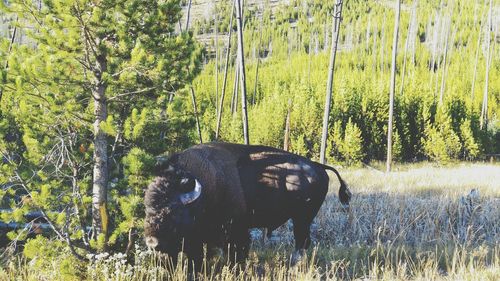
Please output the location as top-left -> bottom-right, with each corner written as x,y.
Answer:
144,164 -> 203,256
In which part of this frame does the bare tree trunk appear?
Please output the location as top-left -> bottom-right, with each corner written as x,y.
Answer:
284,100 -> 292,151
481,0 -> 492,130
215,0 -> 236,139
400,1 -> 413,97
439,19 -> 450,105
183,1 -> 202,143
0,17 -> 18,104
319,0 -> 344,164
191,87 -> 203,143
380,12 -> 386,73
471,15 -> 483,103
386,0 -> 401,173
92,55 -> 109,243
235,0 -> 249,145
214,9 -> 219,120
410,0 -> 418,65
231,66 -> 239,114
185,0 -> 193,31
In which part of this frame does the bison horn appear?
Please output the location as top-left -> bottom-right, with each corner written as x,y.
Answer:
179,179 -> 202,205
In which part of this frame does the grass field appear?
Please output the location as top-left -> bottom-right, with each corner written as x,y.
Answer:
1,163 -> 499,280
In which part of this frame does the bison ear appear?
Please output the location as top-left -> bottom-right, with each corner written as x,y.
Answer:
154,154 -> 178,176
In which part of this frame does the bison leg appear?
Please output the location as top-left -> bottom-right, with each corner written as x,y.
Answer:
292,216 -> 312,251
226,224 -> 250,263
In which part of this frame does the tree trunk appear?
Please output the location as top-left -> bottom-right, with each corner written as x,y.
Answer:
190,87 -> 203,143
0,17 -> 18,104
400,2 -> 413,97
185,0 -> 193,31
235,0 -> 249,145
481,0 -> 492,130
439,19 -> 450,105
284,100 -> 292,151
215,0 -> 236,139
92,56 -> 109,243
319,0 -> 344,164
214,10 -> 219,120
231,66 -> 239,114
471,14 -> 483,103
386,0 -> 401,173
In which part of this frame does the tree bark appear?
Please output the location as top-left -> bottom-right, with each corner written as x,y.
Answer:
439,19 -> 450,105
284,100 -> 292,151
214,9 -> 219,120
231,66 -> 239,114
319,0 -> 344,164
215,0 -> 236,139
481,0 -> 492,130
92,55 -> 109,242
386,0 -> 401,173
235,0 -> 249,145
471,15 -> 483,103
191,87 -> 203,143
0,17 -> 18,104
185,0 -> 193,31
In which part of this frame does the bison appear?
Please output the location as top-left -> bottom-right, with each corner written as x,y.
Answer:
144,142 -> 351,266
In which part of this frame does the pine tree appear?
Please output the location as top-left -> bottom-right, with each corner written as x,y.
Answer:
0,0 -> 200,253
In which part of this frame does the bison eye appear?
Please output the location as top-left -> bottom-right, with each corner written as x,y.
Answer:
177,177 -> 195,193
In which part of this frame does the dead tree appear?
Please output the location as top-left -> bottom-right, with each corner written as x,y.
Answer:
253,23 -> 263,105
235,0 -> 249,144
284,100 -> 292,151
184,1 -> 202,143
0,17 -> 18,104
215,9 -> 219,120
185,0 -> 192,31
319,0 -> 344,164
386,0 -> 401,173
471,11 -> 484,103
215,0 -> 236,139
481,0 -> 493,130
439,18 -> 450,105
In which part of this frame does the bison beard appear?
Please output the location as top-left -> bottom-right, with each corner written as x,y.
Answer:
144,142 -> 351,268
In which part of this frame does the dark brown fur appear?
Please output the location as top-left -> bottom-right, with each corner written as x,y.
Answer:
144,142 -> 351,266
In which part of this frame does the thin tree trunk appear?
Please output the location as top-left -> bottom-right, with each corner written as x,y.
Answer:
439,19 -> 450,105
319,0 -> 344,164
235,0 -> 249,145
190,87 -> 203,143
215,0 -> 236,139
231,66 -> 239,114
410,1 -> 418,65
214,10 -> 219,119
284,100 -> 292,151
380,12 -> 386,73
386,0 -> 401,173
215,11 -> 219,120
0,17 -> 18,104
471,16 -> 483,103
92,56 -> 109,243
183,1 -> 202,143
481,0 -> 492,130
253,56 -> 260,105
185,0 -> 192,31
400,3 -> 412,97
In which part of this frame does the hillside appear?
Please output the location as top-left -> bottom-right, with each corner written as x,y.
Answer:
187,0 -> 500,163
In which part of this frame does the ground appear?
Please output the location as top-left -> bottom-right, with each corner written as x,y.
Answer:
1,162 -> 499,280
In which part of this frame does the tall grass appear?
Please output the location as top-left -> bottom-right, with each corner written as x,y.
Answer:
1,163 -> 499,280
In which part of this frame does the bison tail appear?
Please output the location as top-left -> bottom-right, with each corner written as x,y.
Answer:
319,164 -> 352,207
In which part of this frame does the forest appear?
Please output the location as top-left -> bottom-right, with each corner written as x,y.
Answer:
0,0 -> 499,280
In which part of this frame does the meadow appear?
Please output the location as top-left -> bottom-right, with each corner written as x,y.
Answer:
1,163 -> 498,280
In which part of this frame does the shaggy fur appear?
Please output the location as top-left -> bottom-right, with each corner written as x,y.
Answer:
144,142 -> 351,267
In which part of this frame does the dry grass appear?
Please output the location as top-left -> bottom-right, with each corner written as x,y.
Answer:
1,163 -> 499,280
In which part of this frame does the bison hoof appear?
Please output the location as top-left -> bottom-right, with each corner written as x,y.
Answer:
290,249 -> 307,266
